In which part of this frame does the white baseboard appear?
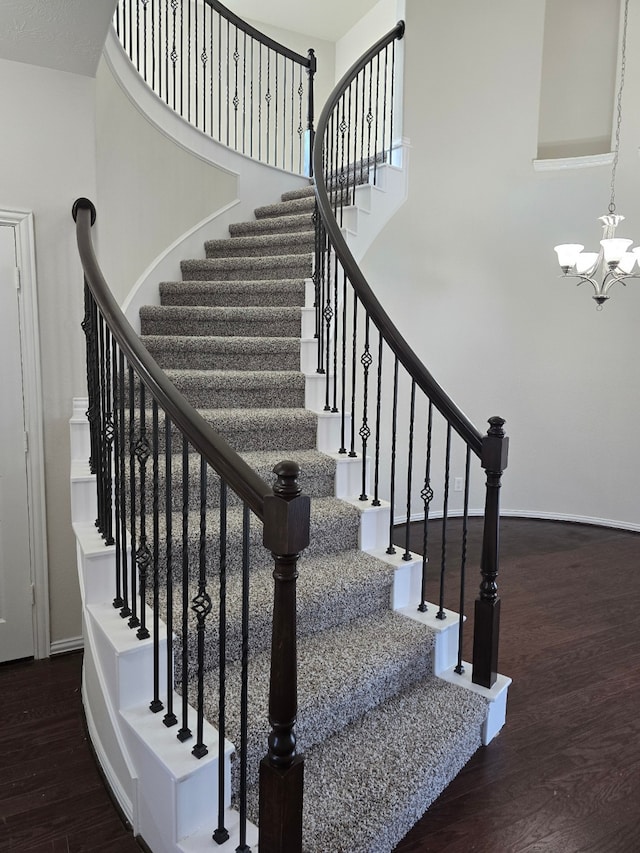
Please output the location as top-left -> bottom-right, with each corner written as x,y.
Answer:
393,507 -> 640,533
50,635 -> 84,655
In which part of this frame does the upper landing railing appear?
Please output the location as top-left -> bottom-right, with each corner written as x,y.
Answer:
115,0 -> 316,175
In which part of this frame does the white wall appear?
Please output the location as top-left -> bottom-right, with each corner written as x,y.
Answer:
335,0 -> 401,81
95,56 -> 238,305
0,58 -> 98,646
360,0 -> 640,528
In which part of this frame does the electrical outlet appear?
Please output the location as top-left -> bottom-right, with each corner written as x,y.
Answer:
454,477 -> 463,492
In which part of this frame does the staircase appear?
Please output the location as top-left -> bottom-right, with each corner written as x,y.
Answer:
134,183 -> 490,852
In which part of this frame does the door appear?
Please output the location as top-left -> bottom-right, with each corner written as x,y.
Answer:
0,224 -> 34,662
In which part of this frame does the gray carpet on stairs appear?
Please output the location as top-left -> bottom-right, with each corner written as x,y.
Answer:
139,179 -> 487,852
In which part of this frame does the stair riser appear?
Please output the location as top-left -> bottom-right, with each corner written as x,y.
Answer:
254,197 -> 316,219
205,234 -> 315,259
140,316 -> 301,338
136,383 -> 305,411
159,285 -> 305,309
142,339 -> 301,372
181,257 -> 312,281
229,213 -> 314,237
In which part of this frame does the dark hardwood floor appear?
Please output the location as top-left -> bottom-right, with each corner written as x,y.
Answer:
1,519 -> 638,852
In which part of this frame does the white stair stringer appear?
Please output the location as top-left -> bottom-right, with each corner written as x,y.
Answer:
70,401 -> 256,853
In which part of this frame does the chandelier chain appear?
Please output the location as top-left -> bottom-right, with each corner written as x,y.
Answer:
609,0 -> 629,214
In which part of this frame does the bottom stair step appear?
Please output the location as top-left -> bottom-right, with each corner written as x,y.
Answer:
247,676 -> 488,853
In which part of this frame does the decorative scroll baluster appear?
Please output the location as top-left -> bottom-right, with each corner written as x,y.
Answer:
418,401 -> 434,612
437,424 -> 452,621
455,446 -> 472,675
135,382 -> 151,641
359,315 -> 372,500
259,462 -> 310,853
322,249 -> 333,412
307,48 -> 316,177
339,272 -> 348,454
233,26 -> 239,149
177,435 -> 192,742
163,414 -> 177,728
472,417 -> 509,688
213,479 -> 229,843
192,455 -> 211,759
265,48 -> 271,164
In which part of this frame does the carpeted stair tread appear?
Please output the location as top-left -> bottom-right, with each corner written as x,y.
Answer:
158,549 -> 396,675
229,212 -> 314,237
196,610 -> 437,793
155,496 -> 362,579
159,279 -> 306,308
205,230 -> 314,259
254,196 -> 316,219
280,185 -> 315,202
154,448 -> 337,511
140,335 -> 300,371
263,678 -> 488,853
161,369 -> 305,409
139,305 -> 302,338
197,407 -> 317,452
181,254 -> 312,281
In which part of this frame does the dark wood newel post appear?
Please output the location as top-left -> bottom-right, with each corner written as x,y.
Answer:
472,416 -> 509,689
259,461 -> 310,853
307,48 -> 316,177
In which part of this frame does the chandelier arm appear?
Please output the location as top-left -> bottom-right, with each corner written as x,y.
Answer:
561,273 -> 601,296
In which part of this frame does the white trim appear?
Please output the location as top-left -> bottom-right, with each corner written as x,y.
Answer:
532,152 -> 614,172
0,207 -> 50,660
394,506 -> 640,533
50,635 -> 84,655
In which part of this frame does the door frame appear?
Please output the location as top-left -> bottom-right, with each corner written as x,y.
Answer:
1,207 -> 49,659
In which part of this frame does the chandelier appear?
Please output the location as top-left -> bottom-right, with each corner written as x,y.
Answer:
554,0 -> 635,309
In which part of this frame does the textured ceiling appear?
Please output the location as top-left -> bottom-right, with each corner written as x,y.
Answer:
0,0 -> 117,76
227,0 -> 381,42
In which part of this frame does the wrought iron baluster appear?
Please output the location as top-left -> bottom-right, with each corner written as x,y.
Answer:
339,270 -> 348,454
265,48 -> 271,164
455,446 -> 472,675
213,479 -> 229,843
289,58 -> 294,172
111,337 -> 123,609
381,43 -> 389,167
242,31 -> 247,153
307,48 -> 316,177
128,366 -> 140,629
194,0 -> 198,128
437,423 -> 452,621
297,64 -> 304,172
331,250 -> 339,414
135,382 -> 151,641
218,12 -> 223,141
103,324 -> 115,546
366,59 -> 374,178
403,379 -> 416,560
372,332 -> 383,507
163,413 -> 177,728
177,434 -> 192,742
237,503 -> 252,853
274,51 -> 279,167
348,294 -> 358,458
386,357 -> 399,554
418,401 -> 434,612
359,315 -> 372,500
257,42 -> 262,161
171,1 -> 179,111
118,351 -> 131,618
323,248 -> 333,411
250,38 -> 255,158
233,25 -> 240,150
389,36 -> 397,164
373,51 -> 381,181
225,19 -> 230,146
96,311 -> 106,535
150,399 -> 163,712
142,0 -> 149,82
135,0 -> 140,72
192,454 -> 211,759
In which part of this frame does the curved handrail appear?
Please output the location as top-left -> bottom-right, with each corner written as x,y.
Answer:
312,22 -> 483,458
72,197 -> 271,519
207,0 -> 316,69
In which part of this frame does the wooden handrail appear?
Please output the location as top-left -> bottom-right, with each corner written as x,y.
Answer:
72,197 -> 272,519
312,21 -> 484,458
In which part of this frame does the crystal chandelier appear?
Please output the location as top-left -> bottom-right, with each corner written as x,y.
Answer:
554,0 -> 635,310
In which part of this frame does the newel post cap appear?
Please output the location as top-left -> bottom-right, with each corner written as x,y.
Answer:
481,416 -> 509,473
263,461 -> 311,555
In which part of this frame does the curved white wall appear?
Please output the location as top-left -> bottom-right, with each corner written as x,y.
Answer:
360,0 -> 640,529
